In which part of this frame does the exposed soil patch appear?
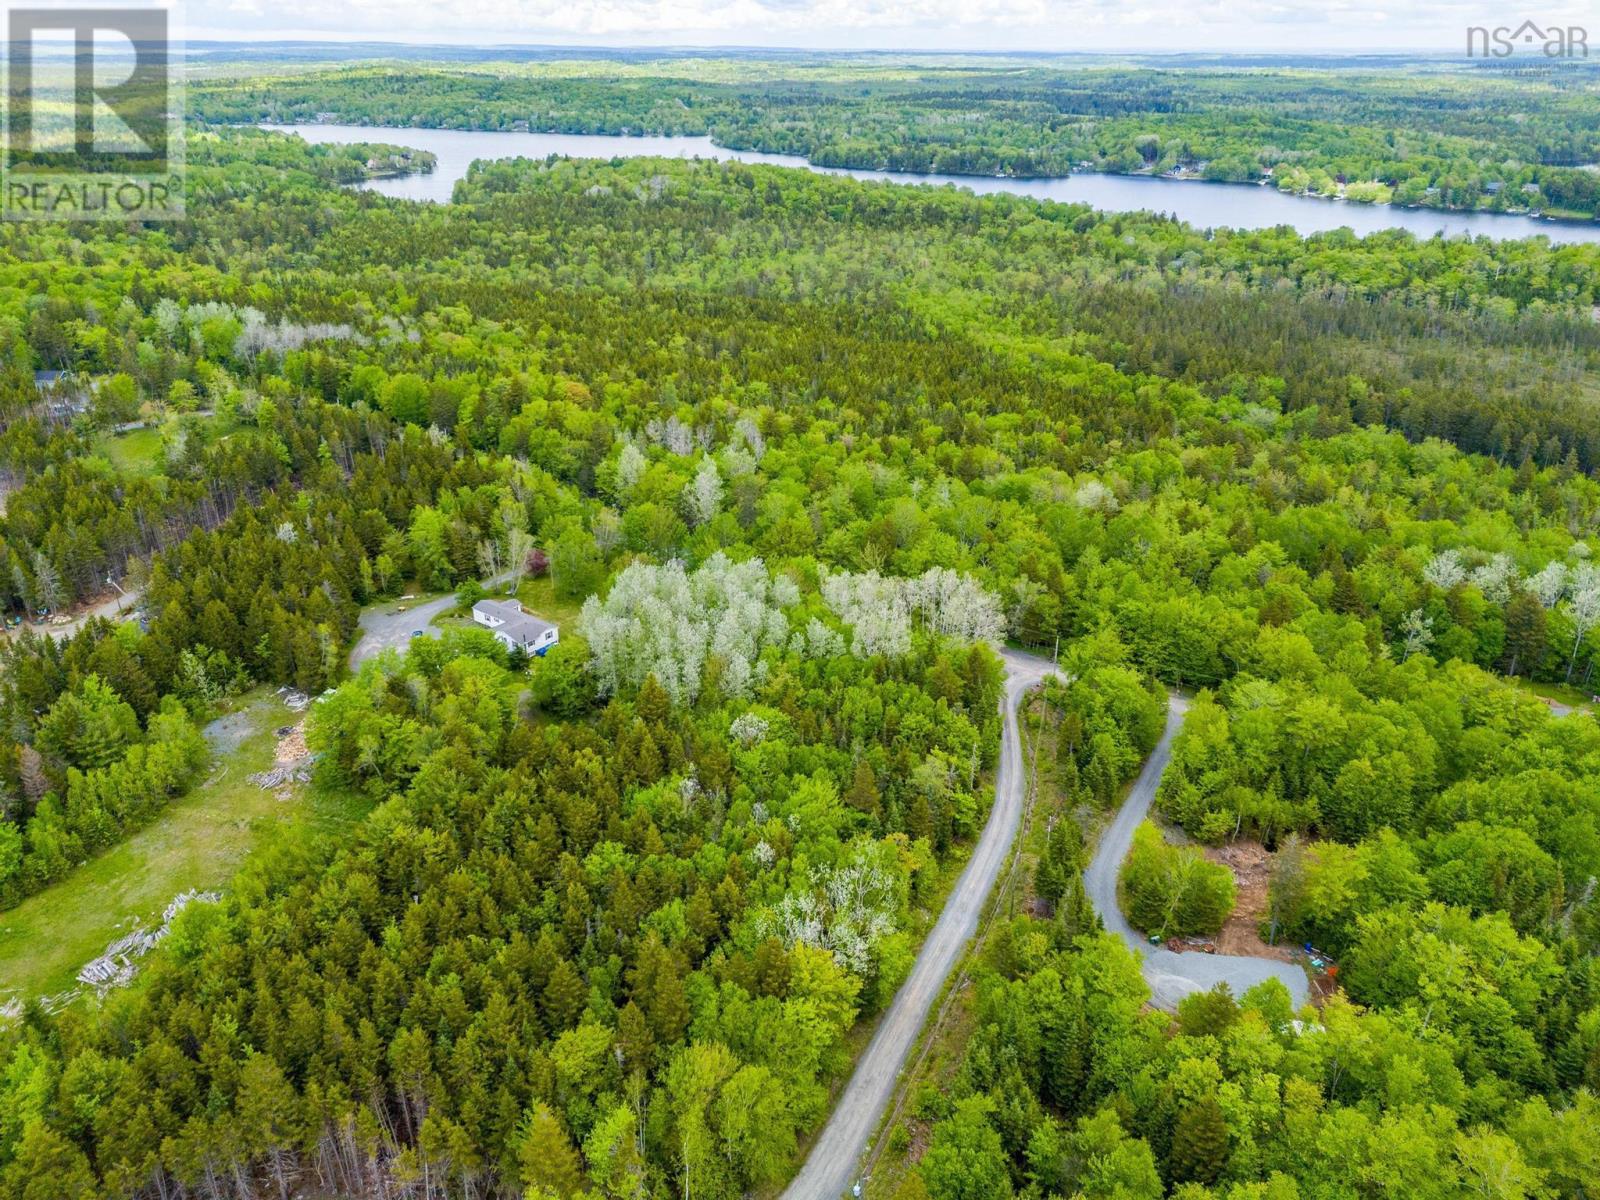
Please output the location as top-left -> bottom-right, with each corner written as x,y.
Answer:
203,708 -> 258,757
1205,840 -> 1296,963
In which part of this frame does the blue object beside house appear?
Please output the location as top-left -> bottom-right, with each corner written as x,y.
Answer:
472,598 -> 559,656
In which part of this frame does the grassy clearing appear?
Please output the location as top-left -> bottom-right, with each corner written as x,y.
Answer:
92,426 -> 165,478
0,688 -> 367,1001
514,574 -> 584,627
92,413 -> 246,483
1515,677 -> 1597,714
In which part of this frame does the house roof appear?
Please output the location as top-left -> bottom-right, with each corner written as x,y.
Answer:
473,598 -> 556,642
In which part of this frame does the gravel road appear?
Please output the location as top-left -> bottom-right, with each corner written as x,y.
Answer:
1083,693 -> 1311,1011
780,648 -> 1061,1200
348,573 -> 514,670
7,588 -> 143,644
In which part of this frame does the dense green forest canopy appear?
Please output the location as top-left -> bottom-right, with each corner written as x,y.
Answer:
190,56 -> 1600,216
0,121 -> 1596,1200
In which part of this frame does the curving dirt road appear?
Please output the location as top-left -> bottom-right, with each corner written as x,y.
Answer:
782,669 -> 1316,1199
780,648 -> 1060,1200
1083,694 -> 1310,1011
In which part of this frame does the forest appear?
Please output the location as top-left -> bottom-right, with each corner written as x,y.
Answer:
187,56 -> 1600,217
0,100 -> 1596,1200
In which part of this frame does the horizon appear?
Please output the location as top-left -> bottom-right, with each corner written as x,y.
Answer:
173,37 -> 1490,57
157,1 -> 1598,56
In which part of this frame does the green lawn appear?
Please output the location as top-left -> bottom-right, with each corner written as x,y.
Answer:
513,573 -> 583,627
0,689 -> 367,1001
92,413 -> 248,482
92,426 -> 165,478
1515,678 -> 1597,715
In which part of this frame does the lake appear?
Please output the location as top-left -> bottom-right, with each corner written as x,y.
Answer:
263,123 -> 1600,245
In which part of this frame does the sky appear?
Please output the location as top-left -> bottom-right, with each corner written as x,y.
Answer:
176,0 -> 1600,54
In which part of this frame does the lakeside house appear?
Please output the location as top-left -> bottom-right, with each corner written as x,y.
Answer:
472,598 -> 559,656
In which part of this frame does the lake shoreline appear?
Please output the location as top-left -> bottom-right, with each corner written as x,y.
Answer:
252,121 -> 1600,244
251,119 -> 1599,228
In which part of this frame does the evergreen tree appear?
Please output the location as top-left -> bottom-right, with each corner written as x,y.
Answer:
1502,591 -> 1548,678
1054,876 -> 1100,942
847,758 -> 881,819
3,1122 -> 98,1200
1041,982 -> 1089,1115
543,958 -> 587,1031
28,551 -> 63,614
517,1104 -> 585,1198
1035,816 -> 1084,907
1168,1096 -> 1229,1186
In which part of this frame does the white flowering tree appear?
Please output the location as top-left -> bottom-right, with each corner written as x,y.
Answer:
579,553 -> 797,705
729,712 -> 769,746
1468,553 -> 1517,604
762,841 -> 904,976
647,414 -> 696,456
1073,479 -> 1119,513
234,307 -> 361,360
1424,549 -> 1600,684
152,297 -> 182,341
735,415 -> 766,462
615,442 -> 647,494
1564,568 -> 1600,683
1527,562 -> 1570,609
821,570 -> 913,658
822,567 -> 1003,658
1423,549 -> 1468,590
1399,609 -> 1435,662
684,457 -> 723,527
906,567 -> 1006,645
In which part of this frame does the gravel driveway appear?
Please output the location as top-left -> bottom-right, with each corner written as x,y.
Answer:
347,573 -> 514,670
347,593 -> 461,669
1083,693 -> 1311,1011
783,670 -> 1315,1199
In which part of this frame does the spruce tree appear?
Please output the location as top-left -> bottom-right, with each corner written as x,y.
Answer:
518,1103 -> 585,1198
1042,989 -> 1089,1115
1169,1096 -> 1229,1186
542,958 -> 587,1031
847,757 -> 881,819
1055,876 -> 1101,942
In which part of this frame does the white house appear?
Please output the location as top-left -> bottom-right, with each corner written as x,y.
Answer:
472,598 -> 559,656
